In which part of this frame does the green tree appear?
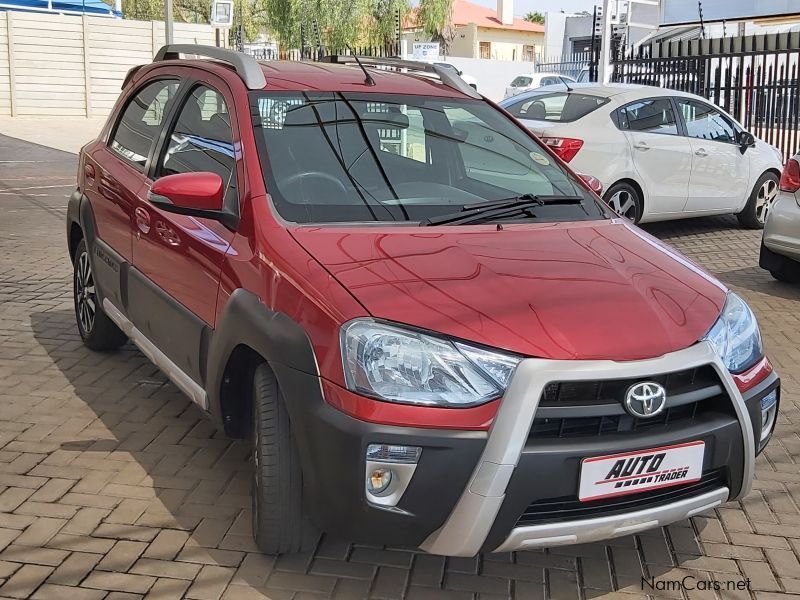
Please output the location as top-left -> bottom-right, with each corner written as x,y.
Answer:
367,0 -> 408,47
417,0 -> 454,55
524,10 -> 544,24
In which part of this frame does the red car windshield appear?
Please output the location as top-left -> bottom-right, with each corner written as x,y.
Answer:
250,92 -> 605,224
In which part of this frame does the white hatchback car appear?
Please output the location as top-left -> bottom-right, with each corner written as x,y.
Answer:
504,73 -> 576,99
499,84 -> 784,227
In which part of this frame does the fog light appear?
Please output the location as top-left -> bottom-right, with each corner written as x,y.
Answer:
760,390 -> 778,446
368,468 -> 393,494
366,444 -> 421,464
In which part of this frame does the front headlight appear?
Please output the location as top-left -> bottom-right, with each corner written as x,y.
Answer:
341,320 -> 521,407
703,292 -> 763,373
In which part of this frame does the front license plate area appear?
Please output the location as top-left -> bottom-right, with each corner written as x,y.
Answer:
579,441 -> 705,502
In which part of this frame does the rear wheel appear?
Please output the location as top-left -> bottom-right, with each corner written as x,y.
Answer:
251,362 -> 317,554
73,239 -> 127,351
738,172 -> 779,229
603,182 -> 643,223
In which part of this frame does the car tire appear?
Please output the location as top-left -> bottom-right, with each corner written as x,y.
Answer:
738,172 -> 779,229
73,238 -> 127,351
770,259 -> 800,283
603,182 -> 643,223
251,362 -> 318,555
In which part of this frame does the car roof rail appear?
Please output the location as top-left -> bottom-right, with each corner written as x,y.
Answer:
319,55 -> 481,100
154,44 -> 266,90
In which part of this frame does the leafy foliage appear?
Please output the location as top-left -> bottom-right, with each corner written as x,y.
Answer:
523,10 -> 544,24
416,0 -> 454,54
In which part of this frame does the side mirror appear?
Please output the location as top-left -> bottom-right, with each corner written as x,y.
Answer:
738,131 -> 756,154
579,174 -> 603,196
149,172 -> 237,228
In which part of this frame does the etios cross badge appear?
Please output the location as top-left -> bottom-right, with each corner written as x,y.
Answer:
625,382 -> 667,418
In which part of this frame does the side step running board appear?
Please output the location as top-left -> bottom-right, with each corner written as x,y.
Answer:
103,299 -> 209,410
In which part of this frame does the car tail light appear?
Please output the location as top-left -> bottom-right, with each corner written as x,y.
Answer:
541,137 -> 584,163
779,158 -> 800,193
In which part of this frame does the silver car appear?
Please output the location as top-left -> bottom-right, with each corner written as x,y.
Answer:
761,155 -> 800,282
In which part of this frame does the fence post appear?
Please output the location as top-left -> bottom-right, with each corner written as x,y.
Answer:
152,20 -> 159,57
6,11 -> 16,117
82,15 -> 92,118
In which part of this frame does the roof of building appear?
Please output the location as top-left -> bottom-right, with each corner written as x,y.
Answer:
405,0 -> 544,33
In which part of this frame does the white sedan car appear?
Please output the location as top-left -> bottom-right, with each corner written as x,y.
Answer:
499,84 -> 784,227
504,73 -> 576,99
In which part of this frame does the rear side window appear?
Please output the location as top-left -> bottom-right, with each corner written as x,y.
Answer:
505,92 -> 609,122
618,98 -> 678,135
110,79 -> 179,170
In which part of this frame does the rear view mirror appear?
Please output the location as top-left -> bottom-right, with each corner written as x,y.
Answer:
579,174 -> 603,196
738,131 -> 756,154
149,172 -> 238,228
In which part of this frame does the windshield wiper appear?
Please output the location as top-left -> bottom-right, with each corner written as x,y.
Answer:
422,194 -> 584,226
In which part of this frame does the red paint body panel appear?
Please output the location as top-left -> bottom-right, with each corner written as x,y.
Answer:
733,356 -> 773,392
290,220 -> 727,362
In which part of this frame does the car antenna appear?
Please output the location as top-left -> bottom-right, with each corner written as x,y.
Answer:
347,47 -> 376,86
558,75 -> 574,92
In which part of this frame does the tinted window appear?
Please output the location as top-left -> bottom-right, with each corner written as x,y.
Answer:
619,98 -> 678,135
505,92 -> 608,122
511,76 -> 533,87
158,86 -> 235,192
110,79 -> 179,170
251,92 -> 604,224
677,99 -> 736,143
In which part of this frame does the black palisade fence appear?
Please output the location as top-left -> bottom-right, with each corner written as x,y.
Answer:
612,31 -> 800,163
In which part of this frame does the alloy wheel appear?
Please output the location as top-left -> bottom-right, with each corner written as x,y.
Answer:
607,190 -> 638,220
755,178 -> 778,225
75,251 -> 96,335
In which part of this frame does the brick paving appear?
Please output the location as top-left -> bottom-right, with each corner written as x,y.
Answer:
0,131 -> 799,599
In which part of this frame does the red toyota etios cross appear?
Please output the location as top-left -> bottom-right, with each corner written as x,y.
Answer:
66,45 -> 779,556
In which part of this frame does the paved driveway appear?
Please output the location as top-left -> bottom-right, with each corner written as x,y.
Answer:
0,133 -> 798,600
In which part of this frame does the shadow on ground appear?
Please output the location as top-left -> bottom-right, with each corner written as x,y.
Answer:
29,308 -> 722,599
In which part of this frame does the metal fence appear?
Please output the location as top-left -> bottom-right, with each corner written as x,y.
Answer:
244,43 -> 400,62
535,52 -> 591,80
612,31 -> 800,162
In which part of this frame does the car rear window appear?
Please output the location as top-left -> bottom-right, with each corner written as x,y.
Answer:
250,92 -> 605,225
510,76 -> 533,87
504,92 -> 609,122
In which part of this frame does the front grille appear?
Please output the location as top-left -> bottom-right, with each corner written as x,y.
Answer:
515,469 -> 726,527
539,366 -> 718,408
530,366 -> 731,439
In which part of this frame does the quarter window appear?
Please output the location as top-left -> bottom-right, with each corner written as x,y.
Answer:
619,98 -> 678,135
677,99 -> 736,143
110,79 -> 179,170
158,85 -> 235,191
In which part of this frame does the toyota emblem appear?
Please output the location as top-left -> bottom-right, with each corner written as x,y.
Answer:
624,382 -> 667,418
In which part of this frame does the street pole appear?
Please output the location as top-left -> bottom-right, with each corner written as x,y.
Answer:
598,0 -> 613,84
165,0 -> 174,45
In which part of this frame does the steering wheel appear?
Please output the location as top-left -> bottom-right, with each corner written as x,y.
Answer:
281,171 -> 348,202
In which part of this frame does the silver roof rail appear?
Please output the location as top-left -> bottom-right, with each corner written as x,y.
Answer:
154,44 -> 266,90
320,55 -> 482,100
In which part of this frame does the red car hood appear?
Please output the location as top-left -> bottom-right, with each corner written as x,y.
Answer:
291,220 -> 726,361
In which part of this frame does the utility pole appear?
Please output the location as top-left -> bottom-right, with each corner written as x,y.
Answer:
165,0 -> 174,45
164,0 -> 175,45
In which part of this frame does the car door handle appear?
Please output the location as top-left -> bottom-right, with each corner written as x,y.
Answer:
134,206 -> 151,234
695,148 -> 708,157
633,142 -> 650,151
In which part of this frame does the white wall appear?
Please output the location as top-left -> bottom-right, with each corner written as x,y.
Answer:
443,56 -> 538,101
0,12 -> 214,117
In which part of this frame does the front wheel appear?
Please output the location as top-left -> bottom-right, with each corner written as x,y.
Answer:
603,182 -> 643,223
251,363 -> 318,554
738,172 -> 779,229
73,239 -> 127,351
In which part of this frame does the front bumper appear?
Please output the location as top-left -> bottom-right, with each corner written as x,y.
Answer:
762,191 -> 800,262
283,342 -> 776,556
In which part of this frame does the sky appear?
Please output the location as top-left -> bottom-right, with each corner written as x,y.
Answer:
469,0 -> 599,18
